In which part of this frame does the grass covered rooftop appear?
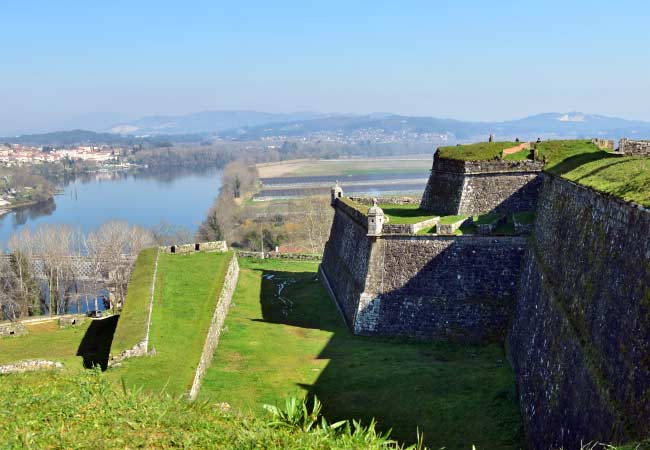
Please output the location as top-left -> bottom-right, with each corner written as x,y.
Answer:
437,141 -> 526,161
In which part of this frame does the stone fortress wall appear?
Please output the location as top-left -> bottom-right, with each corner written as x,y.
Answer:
508,173 -> 650,450
320,195 -> 525,342
619,138 -> 650,156
321,142 -> 650,450
419,151 -> 543,215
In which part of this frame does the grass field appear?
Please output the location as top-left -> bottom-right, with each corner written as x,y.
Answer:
257,158 -> 431,178
110,248 -> 158,354
201,258 -> 523,450
108,251 -> 233,396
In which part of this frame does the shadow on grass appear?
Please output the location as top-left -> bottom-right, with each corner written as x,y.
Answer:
545,150 -> 619,176
251,267 -> 522,450
77,315 -> 119,371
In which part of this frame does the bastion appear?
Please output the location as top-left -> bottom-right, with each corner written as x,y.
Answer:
320,139 -> 650,450
419,149 -> 543,215
320,189 -> 526,343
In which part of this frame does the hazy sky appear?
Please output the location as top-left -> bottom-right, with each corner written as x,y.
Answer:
2,0 -> 650,133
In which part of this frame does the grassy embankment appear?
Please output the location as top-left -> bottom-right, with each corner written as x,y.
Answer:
108,251 -> 233,396
201,258 -> 522,450
110,248 -> 158,354
538,140 -> 650,207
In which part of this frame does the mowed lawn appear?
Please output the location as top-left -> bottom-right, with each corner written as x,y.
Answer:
201,258 -> 522,450
109,251 -> 233,396
0,321 -> 90,369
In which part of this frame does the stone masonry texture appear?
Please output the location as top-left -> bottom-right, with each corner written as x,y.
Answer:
320,198 -> 525,343
419,152 -> 543,215
508,173 -> 650,450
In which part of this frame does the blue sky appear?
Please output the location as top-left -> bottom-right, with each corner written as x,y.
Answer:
1,0 -> 649,133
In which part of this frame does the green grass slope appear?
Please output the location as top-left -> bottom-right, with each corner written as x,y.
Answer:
0,371 -> 427,450
438,142 -> 520,161
110,248 -> 158,354
201,258 -> 522,450
538,140 -> 650,207
109,251 -> 233,396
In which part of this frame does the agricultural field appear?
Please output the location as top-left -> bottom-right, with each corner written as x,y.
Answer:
257,157 -> 432,178
201,258 -> 523,450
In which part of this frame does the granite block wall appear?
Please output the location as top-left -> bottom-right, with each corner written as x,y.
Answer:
509,173 -> 650,450
320,198 -> 525,342
362,235 -> 526,342
320,199 -> 373,326
419,152 -> 543,215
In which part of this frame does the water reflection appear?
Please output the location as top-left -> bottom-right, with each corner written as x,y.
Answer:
0,166 -> 223,246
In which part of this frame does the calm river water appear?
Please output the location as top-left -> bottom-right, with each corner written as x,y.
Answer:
0,168 -> 223,247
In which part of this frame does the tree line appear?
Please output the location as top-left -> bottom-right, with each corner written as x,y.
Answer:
0,222 -> 154,321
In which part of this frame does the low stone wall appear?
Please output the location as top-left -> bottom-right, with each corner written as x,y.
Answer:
349,196 -> 419,205
382,216 -> 439,235
619,138 -> 650,156
0,322 -> 27,338
188,254 -> 240,400
420,153 -> 543,215
236,251 -> 322,261
509,173 -> 650,450
0,360 -> 63,374
161,240 -> 228,254
59,315 -> 86,327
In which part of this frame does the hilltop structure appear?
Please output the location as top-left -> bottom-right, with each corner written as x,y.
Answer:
320,140 -> 650,450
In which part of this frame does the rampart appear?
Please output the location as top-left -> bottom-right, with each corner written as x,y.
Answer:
619,138 -> 650,156
188,253 -> 239,400
419,152 -> 543,215
508,173 -> 650,450
320,198 -> 525,342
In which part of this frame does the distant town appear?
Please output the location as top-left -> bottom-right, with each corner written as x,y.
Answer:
0,143 -> 125,166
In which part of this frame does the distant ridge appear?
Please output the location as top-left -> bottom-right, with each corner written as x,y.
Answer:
4,112 -> 650,145
219,112 -> 650,142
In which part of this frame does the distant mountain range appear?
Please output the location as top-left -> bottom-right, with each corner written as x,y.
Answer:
3,111 -> 650,146
218,112 -> 650,142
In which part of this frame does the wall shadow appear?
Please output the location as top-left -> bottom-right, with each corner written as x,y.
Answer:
545,151 -> 618,176
252,267 -> 522,449
76,315 -> 119,371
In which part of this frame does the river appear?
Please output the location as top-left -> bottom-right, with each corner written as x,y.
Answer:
0,168 -> 223,247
